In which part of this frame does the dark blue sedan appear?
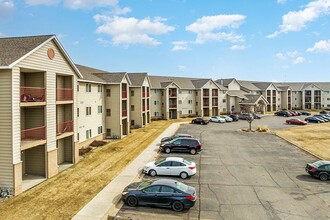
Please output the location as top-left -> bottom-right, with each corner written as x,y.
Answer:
305,117 -> 325,123
122,179 -> 196,212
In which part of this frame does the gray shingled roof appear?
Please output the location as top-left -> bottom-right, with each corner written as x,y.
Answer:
237,80 -> 262,91
160,81 -> 174,88
0,35 -> 54,66
94,72 -> 127,84
214,82 -> 228,91
240,94 -> 268,105
191,79 -> 211,89
252,82 -> 273,90
215,78 -> 236,87
128,73 -> 148,87
227,90 -> 247,99
75,64 -> 107,83
149,76 -> 198,89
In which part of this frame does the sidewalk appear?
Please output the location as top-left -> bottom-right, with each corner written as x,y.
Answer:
72,122 -> 185,220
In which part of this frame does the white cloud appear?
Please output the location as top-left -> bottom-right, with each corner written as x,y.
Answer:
287,50 -> 299,57
268,0 -> 330,38
94,15 -> 175,46
186,14 -> 246,44
63,0 -> 117,9
230,44 -> 246,50
73,40 -> 79,45
96,37 -> 112,47
172,41 -> 191,51
307,39 -> 330,53
0,32 -> 6,37
293,56 -> 306,64
275,52 -> 286,60
25,0 -> 60,5
277,0 -> 287,4
0,0 -> 15,19
57,33 -> 67,39
111,6 -> 131,15
178,65 -> 187,71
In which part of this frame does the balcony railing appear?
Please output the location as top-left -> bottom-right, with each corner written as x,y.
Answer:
203,92 -> 209,97
122,110 -> 127,117
147,92 -> 150,97
142,106 -> 146,111
169,92 -> 177,97
142,92 -> 146,97
20,87 -> 46,102
212,101 -> 218,106
57,120 -> 73,134
212,92 -> 218,97
122,91 -> 127,99
57,88 -> 73,101
21,126 -> 46,141
147,105 -> 149,110
169,104 -> 177,108
203,102 -> 209,107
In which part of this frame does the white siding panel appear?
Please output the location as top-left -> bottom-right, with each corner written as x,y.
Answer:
46,72 -> 57,151
12,67 -> 21,164
0,70 -> 14,186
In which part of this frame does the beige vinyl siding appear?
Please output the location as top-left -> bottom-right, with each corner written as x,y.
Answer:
227,80 -> 241,90
12,67 -> 21,165
77,83 -> 105,142
130,87 -> 142,126
21,72 -> 44,87
64,136 -> 73,162
73,79 -> 78,142
46,71 -> 57,152
150,89 -> 162,117
22,107 -> 45,129
195,90 -> 202,116
105,84 -> 121,137
57,139 -> 65,164
178,89 -> 195,115
0,70 -> 14,186
24,145 -> 45,176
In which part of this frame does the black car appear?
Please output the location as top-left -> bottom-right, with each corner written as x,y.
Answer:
305,117 -> 325,123
320,110 -> 330,114
274,111 -> 291,117
122,179 -> 197,212
161,133 -> 193,143
300,111 -> 311,116
305,160 -> 330,181
314,115 -> 330,122
239,113 -> 253,120
191,117 -> 209,125
160,137 -> 202,155
229,114 -> 239,121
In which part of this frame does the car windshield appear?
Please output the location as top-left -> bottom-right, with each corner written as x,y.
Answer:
183,159 -> 192,165
137,180 -> 153,190
313,161 -> 326,167
175,181 -> 189,192
154,158 -> 166,166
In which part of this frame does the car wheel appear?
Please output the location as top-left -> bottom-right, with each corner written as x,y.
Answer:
149,169 -> 157,177
172,201 -> 184,212
164,147 -> 171,154
127,196 -> 138,207
319,173 -> 329,181
192,120 -> 195,124
190,148 -> 197,155
318,121 -> 320,123
180,172 -> 188,179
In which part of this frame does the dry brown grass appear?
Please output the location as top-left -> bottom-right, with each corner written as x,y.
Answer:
274,123 -> 330,160
0,119 -> 190,219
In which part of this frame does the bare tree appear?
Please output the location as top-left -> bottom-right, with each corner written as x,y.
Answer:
240,104 -> 255,131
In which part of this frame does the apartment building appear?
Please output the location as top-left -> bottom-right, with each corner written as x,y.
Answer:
76,65 -> 131,141
149,76 -> 227,119
0,35 -> 81,195
128,73 -> 151,128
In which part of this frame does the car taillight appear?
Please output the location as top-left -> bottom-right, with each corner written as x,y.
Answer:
188,166 -> 195,170
310,167 -> 316,172
185,195 -> 195,201
197,144 -> 202,148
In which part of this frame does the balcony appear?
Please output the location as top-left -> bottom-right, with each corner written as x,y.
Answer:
169,104 -> 177,109
212,91 -> 218,97
169,92 -> 177,98
122,110 -> 127,117
21,126 -> 46,141
57,88 -> 73,102
122,91 -> 127,99
212,101 -> 218,106
142,92 -> 146,97
147,105 -> 149,110
57,121 -> 73,134
203,102 -> 209,107
203,92 -> 209,97
142,106 -> 146,111
20,87 -> 46,105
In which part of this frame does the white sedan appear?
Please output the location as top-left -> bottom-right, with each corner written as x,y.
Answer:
209,116 -> 226,123
219,115 -> 233,122
143,157 -> 196,179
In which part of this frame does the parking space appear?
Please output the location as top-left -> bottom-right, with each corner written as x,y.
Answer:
114,116 -> 330,220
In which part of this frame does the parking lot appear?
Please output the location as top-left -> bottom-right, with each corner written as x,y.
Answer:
114,116 -> 330,220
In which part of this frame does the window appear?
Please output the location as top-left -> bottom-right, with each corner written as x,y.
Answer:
131,120 -> 135,125
77,133 -> 79,141
85,84 -> 91,92
188,90 -> 193,94
179,89 -> 182,94
86,107 -> 91,115
179,100 -> 182,104
77,85 -> 79,92
131,90 -> 134,96
223,99 -> 226,103
188,110 -> 192,114
154,112 -> 160,116
77,108 -> 79,117
173,140 -> 181,145
327,98 -> 330,101
98,85 -> 102,92
144,186 -> 161,193
172,161 -> 185,166
161,91 -> 164,96
86,129 -> 92,139
131,105 -> 135,111
188,100 -> 192,104
98,126 -> 103,134
324,165 -> 330,171
154,89 -> 158,94
196,102 -> 198,106
98,106 -> 102,113
161,186 -> 175,193
158,161 -> 172,167
106,109 -> 111,117
106,89 -> 111,97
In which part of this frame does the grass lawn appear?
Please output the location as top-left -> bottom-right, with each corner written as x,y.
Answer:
274,123 -> 330,160
0,119 -> 190,219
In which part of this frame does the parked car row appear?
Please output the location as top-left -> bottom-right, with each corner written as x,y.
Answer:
122,133 -> 200,212
305,113 -> 330,123
275,110 -> 311,117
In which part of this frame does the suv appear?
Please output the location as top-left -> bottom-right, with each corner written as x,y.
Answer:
191,117 -> 209,125
161,133 -> 193,143
239,113 -> 253,120
160,138 -> 202,155
274,111 -> 291,117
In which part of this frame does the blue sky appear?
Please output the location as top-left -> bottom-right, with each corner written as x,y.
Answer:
1,0 -> 330,82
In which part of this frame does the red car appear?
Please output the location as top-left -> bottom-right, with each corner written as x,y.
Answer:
286,118 -> 307,125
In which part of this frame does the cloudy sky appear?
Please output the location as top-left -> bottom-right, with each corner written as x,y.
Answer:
1,0 -> 330,82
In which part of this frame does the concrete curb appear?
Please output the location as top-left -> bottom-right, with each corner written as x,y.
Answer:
72,122 -> 188,220
274,133 -> 324,160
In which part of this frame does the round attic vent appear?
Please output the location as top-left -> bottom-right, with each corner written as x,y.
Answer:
47,48 -> 55,60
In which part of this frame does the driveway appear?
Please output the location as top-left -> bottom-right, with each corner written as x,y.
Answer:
113,116 -> 330,220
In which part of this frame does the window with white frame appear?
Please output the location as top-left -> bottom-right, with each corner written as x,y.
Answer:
86,107 -> 91,115
106,109 -> 111,116
98,106 -> 102,113
188,110 -> 192,114
98,85 -> 103,92
179,100 -> 182,104
85,84 -> 91,92
188,90 -> 193,94
106,89 -> 111,97
98,126 -> 103,134
188,100 -> 192,104
77,108 -> 79,117
154,112 -> 160,116
86,129 -> 92,139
